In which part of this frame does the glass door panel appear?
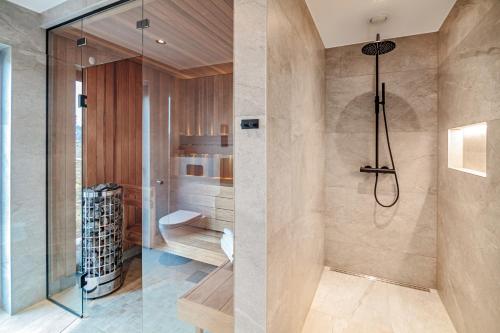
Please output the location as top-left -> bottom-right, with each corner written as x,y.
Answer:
141,54 -> 176,333
47,21 -> 85,317
142,1 -> 234,332
47,0 -> 144,320
78,1 -> 143,328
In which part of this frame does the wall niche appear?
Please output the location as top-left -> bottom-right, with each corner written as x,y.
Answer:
448,122 -> 487,177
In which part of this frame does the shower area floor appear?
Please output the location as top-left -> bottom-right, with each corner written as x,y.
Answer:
302,269 -> 457,333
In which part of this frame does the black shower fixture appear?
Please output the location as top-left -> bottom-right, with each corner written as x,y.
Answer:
359,34 -> 400,207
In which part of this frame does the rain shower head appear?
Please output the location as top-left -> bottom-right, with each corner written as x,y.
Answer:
362,34 -> 396,56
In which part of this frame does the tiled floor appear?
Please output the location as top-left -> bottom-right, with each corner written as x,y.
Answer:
302,269 -> 457,333
1,262 -> 457,333
0,250 -> 215,333
0,301 -> 76,333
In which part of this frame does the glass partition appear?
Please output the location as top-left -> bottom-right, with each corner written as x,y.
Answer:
47,20 -> 85,316
47,1 -> 143,321
47,1 -> 234,331
81,1 -> 143,68
78,2 -> 144,329
141,1 -> 234,332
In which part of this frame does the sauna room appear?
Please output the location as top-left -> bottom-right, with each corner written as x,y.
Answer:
46,1 -> 234,332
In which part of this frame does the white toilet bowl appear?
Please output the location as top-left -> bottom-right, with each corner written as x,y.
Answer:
158,210 -> 202,240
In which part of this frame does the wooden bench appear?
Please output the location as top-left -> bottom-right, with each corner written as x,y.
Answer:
159,225 -> 228,266
177,261 -> 234,333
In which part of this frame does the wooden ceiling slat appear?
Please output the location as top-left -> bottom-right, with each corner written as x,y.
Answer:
144,0 -> 231,67
52,0 -> 233,71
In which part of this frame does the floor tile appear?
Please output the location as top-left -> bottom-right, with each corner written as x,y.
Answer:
303,270 -> 457,333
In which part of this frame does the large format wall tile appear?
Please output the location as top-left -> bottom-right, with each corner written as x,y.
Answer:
234,0 -> 268,332
0,1 -> 46,314
326,33 -> 438,79
325,33 -> 438,288
327,69 -> 438,134
266,0 -> 326,332
437,1 -> 500,332
326,132 -> 437,195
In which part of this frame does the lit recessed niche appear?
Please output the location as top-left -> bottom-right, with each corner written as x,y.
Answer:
448,122 -> 487,177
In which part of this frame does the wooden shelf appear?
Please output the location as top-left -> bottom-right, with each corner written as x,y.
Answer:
159,225 -> 228,266
178,261 -> 234,333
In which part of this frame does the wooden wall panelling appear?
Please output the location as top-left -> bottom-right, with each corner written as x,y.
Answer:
171,178 -> 234,232
145,65 -> 161,245
170,73 -> 234,233
104,63 -> 115,181
178,62 -> 233,79
83,59 -> 143,250
222,74 -> 233,135
176,73 -> 233,138
84,66 -> 97,185
96,65 -> 106,183
83,58 -> 234,249
143,64 -> 177,244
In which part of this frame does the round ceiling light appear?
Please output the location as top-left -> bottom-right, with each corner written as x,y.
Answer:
369,15 -> 388,24
156,39 -> 167,45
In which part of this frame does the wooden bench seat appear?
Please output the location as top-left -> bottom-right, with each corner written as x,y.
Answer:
177,261 -> 234,333
158,225 -> 228,266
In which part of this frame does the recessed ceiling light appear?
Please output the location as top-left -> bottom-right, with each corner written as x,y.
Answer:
369,15 -> 388,24
156,39 -> 167,45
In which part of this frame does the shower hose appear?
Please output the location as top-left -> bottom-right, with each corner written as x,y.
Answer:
374,102 -> 400,207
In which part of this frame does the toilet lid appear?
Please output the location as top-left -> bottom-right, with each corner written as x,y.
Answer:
159,210 -> 201,226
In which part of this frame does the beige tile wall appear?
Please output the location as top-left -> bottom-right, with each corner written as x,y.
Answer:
266,0 -> 326,332
234,0 -> 268,332
437,0 -> 500,332
325,33 -> 439,288
0,1 -> 46,314
235,0 -> 326,332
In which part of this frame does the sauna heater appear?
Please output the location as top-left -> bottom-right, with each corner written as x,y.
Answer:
82,183 -> 124,298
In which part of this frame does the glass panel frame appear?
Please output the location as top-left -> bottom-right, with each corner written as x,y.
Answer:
47,21 -> 85,317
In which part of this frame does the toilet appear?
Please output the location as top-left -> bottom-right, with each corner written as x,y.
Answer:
158,210 -> 202,240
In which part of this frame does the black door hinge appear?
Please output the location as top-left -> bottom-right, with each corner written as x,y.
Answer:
76,37 -> 87,47
79,271 -> 88,288
78,94 -> 87,108
136,18 -> 150,29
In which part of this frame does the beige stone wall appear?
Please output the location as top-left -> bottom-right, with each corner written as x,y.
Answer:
0,1 -> 46,314
234,0 -> 268,331
266,0 -> 326,332
437,0 -> 500,332
325,33 -> 439,288
234,0 -> 326,331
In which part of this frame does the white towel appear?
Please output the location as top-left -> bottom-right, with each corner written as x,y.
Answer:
223,228 -> 234,238
220,229 -> 234,262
